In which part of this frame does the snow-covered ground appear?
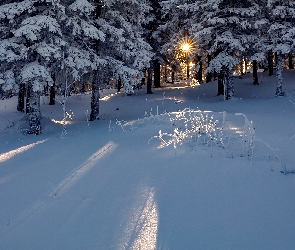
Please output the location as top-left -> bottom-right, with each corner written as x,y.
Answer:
1,70 -> 295,249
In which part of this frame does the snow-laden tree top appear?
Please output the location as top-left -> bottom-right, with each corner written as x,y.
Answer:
0,0 -> 34,21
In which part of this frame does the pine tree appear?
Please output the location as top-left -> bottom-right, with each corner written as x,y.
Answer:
0,0 -> 59,134
159,0 -> 201,83
0,0 -> 101,133
184,0 -> 262,99
266,0 -> 295,96
86,0 -> 153,120
0,0 -> 33,101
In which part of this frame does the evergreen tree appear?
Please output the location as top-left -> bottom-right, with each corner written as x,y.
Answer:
0,0 -> 60,134
188,0 -> 262,99
266,0 -> 295,96
144,0 -> 162,92
159,0 -> 201,83
87,0 -> 153,120
0,0 -> 103,133
0,0 -> 153,131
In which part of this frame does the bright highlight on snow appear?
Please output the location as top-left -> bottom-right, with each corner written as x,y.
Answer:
51,119 -> 73,125
100,92 -> 118,101
118,187 -> 159,250
129,188 -> 158,250
0,139 -> 47,164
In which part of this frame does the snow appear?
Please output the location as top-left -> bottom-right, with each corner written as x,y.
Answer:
1,70 -> 295,249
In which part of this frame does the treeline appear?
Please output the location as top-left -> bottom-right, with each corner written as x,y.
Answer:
158,0 -> 295,99
0,0 -> 295,134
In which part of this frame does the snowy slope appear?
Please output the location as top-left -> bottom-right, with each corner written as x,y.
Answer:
0,70 -> 295,249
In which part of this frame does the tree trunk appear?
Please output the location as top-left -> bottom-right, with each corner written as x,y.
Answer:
28,83 -> 41,134
288,52 -> 294,69
49,85 -> 55,105
244,57 -> 248,73
0,85 -> 3,98
164,64 -> 168,83
49,73 -> 55,105
213,70 -> 218,80
268,51 -> 274,76
196,57 -> 203,84
117,78 -> 122,92
147,66 -> 153,94
225,68 -> 234,100
171,71 -> 175,83
206,54 -> 212,83
253,60 -> 259,85
186,59 -> 189,79
17,83 -> 25,112
153,59 -> 160,88
217,71 -> 224,96
90,70 -> 100,121
275,53 -> 284,96
26,84 -> 31,114
240,58 -> 245,75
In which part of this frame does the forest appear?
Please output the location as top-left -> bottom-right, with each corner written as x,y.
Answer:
0,0 -> 295,134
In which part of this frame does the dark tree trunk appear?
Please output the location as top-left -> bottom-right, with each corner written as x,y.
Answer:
164,64 -> 168,82
17,83 -> 25,112
49,85 -> 55,105
214,70 -> 218,80
89,1 -> 103,121
217,71 -> 224,96
28,83 -> 41,134
196,56 -> 203,84
49,73 -> 55,105
186,60 -> 189,79
225,68 -> 234,100
275,53 -> 284,96
117,78 -> 122,92
288,52 -> 294,69
26,84 -> 31,114
0,85 -> 3,98
268,51 -> 274,76
171,64 -> 177,83
253,60 -> 259,85
147,66 -> 153,94
153,59 -> 160,88
239,60 -> 244,77
90,70 -> 100,121
206,54 -> 212,83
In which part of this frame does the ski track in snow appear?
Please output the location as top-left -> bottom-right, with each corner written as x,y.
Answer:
3,141 -> 117,232
49,141 -> 117,197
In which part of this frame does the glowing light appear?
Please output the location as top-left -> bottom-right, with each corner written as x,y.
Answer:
181,42 -> 191,52
0,140 -> 47,164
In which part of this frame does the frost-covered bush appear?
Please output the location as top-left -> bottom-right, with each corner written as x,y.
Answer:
163,109 -> 219,149
110,107 -> 255,158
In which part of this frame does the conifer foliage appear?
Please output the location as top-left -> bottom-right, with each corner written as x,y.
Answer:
0,0 -> 153,133
1,0 -> 295,135
266,0 -> 295,96
186,0 -> 262,99
0,0 -> 63,134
